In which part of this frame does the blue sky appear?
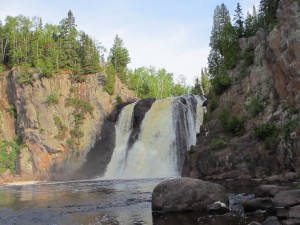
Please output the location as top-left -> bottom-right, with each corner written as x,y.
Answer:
0,0 -> 259,84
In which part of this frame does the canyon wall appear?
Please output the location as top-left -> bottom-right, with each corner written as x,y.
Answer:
183,0 -> 300,180
0,70 -> 135,182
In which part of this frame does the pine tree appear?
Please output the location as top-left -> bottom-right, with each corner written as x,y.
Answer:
104,63 -> 116,95
108,35 -> 130,81
59,10 -> 80,71
221,23 -> 240,69
79,32 -> 100,75
259,0 -> 280,29
233,3 -> 244,38
208,3 -> 232,95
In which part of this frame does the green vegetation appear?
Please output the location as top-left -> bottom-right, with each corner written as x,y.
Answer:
53,115 -> 67,140
254,123 -> 278,140
6,105 -> 17,118
104,63 -> 116,95
16,69 -> 33,85
208,3 -> 233,95
210,138 -> 229,150
46,92 -> 59,106
283,116 -> 300,138
191,68 -> 211,96
245,96 -> 264,117
0,11 -> 102,81
65,97 -> 93,146
65,97 -> 93,115
188,145 -> 196,154
127,66 -> 190,99
254,123 -> 280,150
108,35 -> 131,81
0,138 -> 22,174
219,107 -> 245,136
206,1 -> 280,95
116,95 -> 123,104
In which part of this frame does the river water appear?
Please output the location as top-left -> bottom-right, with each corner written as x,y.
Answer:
0,178 -> 266,225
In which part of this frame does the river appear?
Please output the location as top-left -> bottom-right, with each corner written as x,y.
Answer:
0,178 -> 268,225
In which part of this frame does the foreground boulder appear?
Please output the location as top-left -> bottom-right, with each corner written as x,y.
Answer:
151,177 -> 228,213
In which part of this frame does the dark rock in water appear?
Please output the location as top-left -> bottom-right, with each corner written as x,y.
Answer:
254,185 -> 292,198
127,98 -> 156,148
151,177 -> 228,213
284,172 -> 298,182
266,174 -> 288,183
289,205 -> 300,218
261,216 -> 280,225
207,202 -> 230,214
277,207 -> 290,219
242,198 -> 275,213
273,190 -> 300,208
248,222 -> 262,225
281,218 -> 300,225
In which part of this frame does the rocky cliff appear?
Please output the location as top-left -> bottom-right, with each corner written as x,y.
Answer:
183,0 -> 300,180
0,69 -> 135,182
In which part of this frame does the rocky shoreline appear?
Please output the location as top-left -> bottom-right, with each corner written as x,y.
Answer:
152,176 -> 300,225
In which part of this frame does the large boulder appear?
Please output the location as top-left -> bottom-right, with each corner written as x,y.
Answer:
273,190 -> 300,207
151,177 -> 228,213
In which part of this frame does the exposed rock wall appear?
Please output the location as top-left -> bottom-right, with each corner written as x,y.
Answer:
183,0 -> 300,179
0,70 -> 135,181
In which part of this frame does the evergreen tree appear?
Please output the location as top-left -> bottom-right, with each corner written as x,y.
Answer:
209,4 -> 231,54
108,35 -> 130,81
59,10 -> 80,71
208,3 -> 232,95
259,0 -> 280,29
233,3 -> 244,38
221,23 -> 240,69
244,6 -> 260,38
79,32 -> 100,75
0,21 -> 4,65
104,63 -> 116,95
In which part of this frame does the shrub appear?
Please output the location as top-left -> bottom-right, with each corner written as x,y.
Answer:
0,139 -> 22,174
189,145 -> 196,154
70,129 -> 84,138
227,115 -> 245,136
213,73 -> 231,95
209,90 -> 218,112
65,98 -> 93,115
6,105 -> 17,118
16,69 -> 33,85
219,108 -> 245,136
254,123 -> 278,141
242,43 -> 255,67
245,96 -> 264,117
46,92 -> 59,106
53,115 -> 67,140
116,95 -> 123,104
69,86 -> 78,93
210,138 -> 229,150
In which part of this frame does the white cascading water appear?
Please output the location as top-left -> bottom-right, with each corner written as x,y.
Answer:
104,94 -> 205,179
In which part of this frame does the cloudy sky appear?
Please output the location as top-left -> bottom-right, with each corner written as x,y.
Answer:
0,0 -> 259,84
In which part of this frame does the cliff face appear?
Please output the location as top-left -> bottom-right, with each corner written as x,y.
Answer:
0,70 -> 135,182
183,0 -> 300,179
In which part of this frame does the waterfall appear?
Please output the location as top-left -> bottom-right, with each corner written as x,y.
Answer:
103,94 -> 206,179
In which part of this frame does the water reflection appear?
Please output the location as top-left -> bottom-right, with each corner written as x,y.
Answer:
0,179 -> 267,225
